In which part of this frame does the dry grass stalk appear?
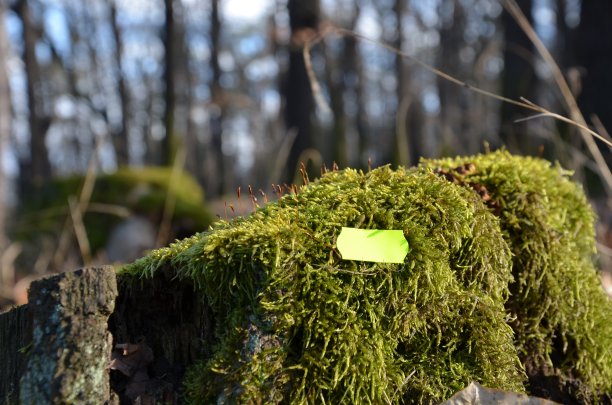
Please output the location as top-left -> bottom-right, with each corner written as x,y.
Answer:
502,0 -> 612,193
155,147 -> 187,248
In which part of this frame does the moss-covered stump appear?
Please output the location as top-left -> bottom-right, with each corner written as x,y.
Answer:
123,166 -> 525,403
120,151 -> 612,403
423,150 -> 612,402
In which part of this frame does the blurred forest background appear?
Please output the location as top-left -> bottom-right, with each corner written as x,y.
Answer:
1,0 -> 611,309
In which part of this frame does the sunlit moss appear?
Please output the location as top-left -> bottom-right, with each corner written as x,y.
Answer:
122,165 -> 525,403
423,150 -> 612,399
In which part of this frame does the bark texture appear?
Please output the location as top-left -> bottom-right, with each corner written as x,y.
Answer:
19,267 -> 118,405
0,305 -> 32,404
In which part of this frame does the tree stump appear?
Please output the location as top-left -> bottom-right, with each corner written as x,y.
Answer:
1,266 -> 209,405
1,267 -> 117,405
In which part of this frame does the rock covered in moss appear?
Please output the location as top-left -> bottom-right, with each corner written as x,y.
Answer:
122,165 -> 525,403
423,150 -> 612,400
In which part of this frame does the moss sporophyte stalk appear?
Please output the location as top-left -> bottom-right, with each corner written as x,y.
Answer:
120,150 -> 612,403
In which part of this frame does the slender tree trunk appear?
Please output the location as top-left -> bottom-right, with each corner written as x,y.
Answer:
575,1 -> 612,137
143,75 -> 158,165
284,0 -> 319,182
0,1 -> 11,252
340,2 -> 368,168
572,1 -> 612,194
393,0 -> 415,166
437,0 -> 467,155
110,0 -> 129,166
500,0 -> 534,150
209,0 -> 224,198
16,0 -> 51,191
162,0 -> 177,166
323,42 -> 346,168
342,2 -> 368,168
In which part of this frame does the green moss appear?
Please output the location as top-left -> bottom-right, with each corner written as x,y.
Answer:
119,151 -> 612,402
122,165 -> 525,403
17,167 -> 212,252
422,150 -> 612,398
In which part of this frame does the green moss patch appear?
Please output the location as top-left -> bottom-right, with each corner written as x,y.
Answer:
17,167 -> 211,253
122,165 -> 525,403
422,150 -> 612,400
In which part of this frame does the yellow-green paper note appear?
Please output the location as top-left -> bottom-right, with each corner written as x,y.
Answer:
336,227 -> 409,263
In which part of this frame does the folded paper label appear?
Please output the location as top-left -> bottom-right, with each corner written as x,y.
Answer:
336,227 -> 409,263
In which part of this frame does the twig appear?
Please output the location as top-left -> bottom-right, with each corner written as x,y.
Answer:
53,135 -> 101,270
1,242 -> 22,289
304,27 -> 332,114
68,196 -> 91,265
271,128 -> 298,185
331,26 -> 535,112
597,242 -> 612,258
155,147 -> 187,248
86,203 -> 132,218
590,114 -> 612,147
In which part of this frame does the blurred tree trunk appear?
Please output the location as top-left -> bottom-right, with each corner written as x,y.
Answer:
323,42 -> 346,168
15,0 -> 51,191
284,0 -> 319,182
143,75 -> 159,165
393,0 -> 406,167
0,1 -> 10,252
500,0 -> 534,150
438,0 -> 468,155
575,1 -> 612,137
342,4 -> 368,168
162,0 -> 188,166
208,0 -> 224,198
110,0 -> 129,166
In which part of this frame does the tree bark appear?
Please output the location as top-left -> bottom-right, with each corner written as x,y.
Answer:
323,41 -> 347,167
19,267 -> 118,404
437,0 -> 468,155
0,305 -> 31,404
